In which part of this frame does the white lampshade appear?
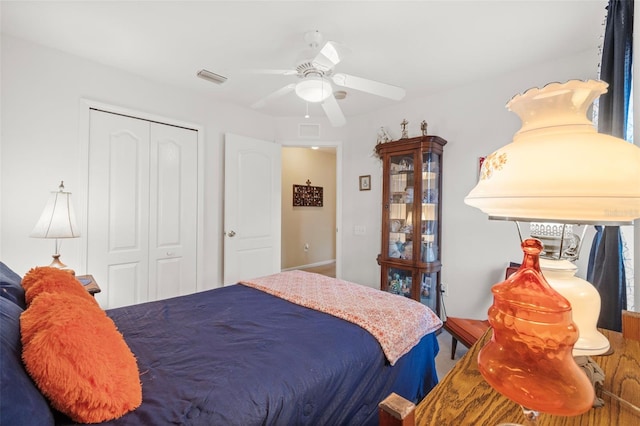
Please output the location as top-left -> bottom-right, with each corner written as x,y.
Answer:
30,182 -> 80,239
465,80 -> 640,224
295,76 -> 332,103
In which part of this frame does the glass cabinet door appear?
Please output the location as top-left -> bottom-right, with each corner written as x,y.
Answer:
387,154 -> 414,261
384,266 -> 414,298
420,271 -> 438,312
420,152 -> 439,263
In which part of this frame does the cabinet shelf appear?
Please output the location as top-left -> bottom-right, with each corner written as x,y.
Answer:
376,135 -> 447,317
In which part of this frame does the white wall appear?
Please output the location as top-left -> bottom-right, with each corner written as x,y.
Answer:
342,48 -> 601,319
0,34 -> 605,320
0,34 -> 276,287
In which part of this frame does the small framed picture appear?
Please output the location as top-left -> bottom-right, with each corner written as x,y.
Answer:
359,175 -> 371,191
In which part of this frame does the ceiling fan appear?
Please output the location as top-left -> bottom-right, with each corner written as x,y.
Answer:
248,31 -> 406,127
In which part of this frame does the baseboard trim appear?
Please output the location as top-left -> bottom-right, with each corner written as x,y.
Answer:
282,259 -> 336,271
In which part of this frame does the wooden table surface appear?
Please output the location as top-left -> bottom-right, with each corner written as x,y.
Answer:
416,329 -> 640,425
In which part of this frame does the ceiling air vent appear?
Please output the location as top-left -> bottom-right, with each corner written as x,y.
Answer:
197,69 -> 227,85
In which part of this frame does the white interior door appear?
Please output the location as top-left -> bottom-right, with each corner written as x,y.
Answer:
224,133 -> 281,285
88,111 -> 150,308
87,110 -> 197,308
148,123 -> 198,300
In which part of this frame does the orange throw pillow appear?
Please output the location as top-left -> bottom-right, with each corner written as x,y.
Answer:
22,267 -> 97,306
21,292 -> 142,423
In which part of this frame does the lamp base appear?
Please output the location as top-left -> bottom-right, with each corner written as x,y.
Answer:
573,341 -> 611,357
540,258 -> 609,356
48,254 -> 75,275
49,254 -> 67,268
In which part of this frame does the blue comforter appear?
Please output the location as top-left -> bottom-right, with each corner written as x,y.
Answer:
57,284 -> 439,425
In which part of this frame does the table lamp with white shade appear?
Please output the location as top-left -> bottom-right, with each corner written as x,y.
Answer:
30,181 -> 80,269
465,79 -> 640,356
464,79 -> 640,420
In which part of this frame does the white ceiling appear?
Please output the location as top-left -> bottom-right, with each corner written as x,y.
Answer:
1,0 -> 608,121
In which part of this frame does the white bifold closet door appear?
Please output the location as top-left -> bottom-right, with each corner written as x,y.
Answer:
87,109 -> 197,309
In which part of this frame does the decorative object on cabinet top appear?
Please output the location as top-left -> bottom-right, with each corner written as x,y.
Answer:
377,127 -> 393,144
374,127 -> 394,159
400,119 -> 409,139
420,120 -> 428,136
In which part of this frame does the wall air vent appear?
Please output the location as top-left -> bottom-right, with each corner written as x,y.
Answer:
299,123 -> 321,139
196,69 -> 228,85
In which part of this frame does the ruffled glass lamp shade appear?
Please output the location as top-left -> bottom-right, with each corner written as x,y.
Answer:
465,80 -> 640,223
478,239 -> 594,416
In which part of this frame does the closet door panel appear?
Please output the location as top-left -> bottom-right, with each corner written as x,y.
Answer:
107,263 -> 140,309
149,123 -> 198,300
88,110 -> 150,308
154,258 -> 182,301
109,136 -> 143,251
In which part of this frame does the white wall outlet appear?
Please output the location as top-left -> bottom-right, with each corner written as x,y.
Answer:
304,243 -> 310,252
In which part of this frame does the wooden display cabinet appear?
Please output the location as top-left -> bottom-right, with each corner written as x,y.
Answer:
376,135 -> 447,316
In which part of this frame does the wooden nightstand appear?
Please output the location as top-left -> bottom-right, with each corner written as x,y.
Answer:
381,329 -> 640,425
414,328 -> 640,425
76,274 -> 101,296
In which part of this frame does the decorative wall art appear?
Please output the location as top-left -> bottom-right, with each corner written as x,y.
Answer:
293,180 -> 323,207
359,175 -> 371,191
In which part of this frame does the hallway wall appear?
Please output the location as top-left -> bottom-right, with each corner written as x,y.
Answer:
281,147 -> 336,269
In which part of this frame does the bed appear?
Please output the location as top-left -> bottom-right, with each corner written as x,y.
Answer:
1,263 -> 442,426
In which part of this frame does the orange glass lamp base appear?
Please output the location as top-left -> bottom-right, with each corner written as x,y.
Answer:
478,239 -> 594,416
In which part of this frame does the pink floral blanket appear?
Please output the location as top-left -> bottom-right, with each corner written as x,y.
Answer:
240,270 -> 442,365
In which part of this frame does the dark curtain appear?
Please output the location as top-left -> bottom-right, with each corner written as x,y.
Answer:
587,227 -> 626,331
587,0 -> 634,332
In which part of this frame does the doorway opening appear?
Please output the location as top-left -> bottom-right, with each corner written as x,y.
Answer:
281,143 -> 341,278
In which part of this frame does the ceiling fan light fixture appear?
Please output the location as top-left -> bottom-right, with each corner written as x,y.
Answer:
295,77 -> 332,103
334,90 -> 347,100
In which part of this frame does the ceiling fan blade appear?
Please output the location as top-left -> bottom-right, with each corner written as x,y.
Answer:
332,73 -> 406,100
242,69 -> 298,76
251,83 -> 296,109
312,41 -> 351,71
321,95 -> 346,127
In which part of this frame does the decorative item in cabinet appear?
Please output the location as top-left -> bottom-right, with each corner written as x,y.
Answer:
375,134 -> 447,317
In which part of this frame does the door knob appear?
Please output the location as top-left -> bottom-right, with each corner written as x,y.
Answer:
227,230 -> 236,237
